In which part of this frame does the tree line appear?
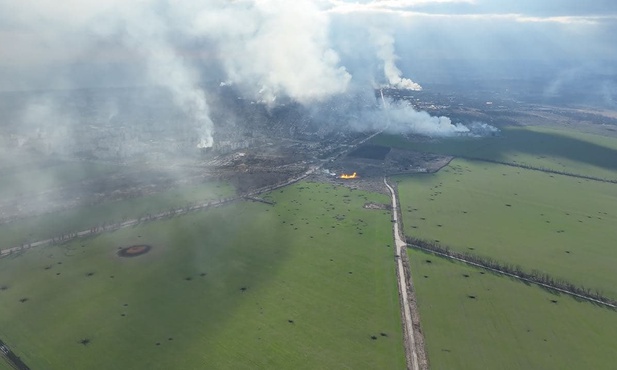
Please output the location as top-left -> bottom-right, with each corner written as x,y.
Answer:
406,236 -> 617,309
2,168 -> 314,256
461,156 -> 617,184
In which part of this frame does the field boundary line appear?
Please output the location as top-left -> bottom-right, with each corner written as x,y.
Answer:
407,242 -> 617,310
0,339 -> 30,370
458,156 -> 617,184
0,165 -> 320,257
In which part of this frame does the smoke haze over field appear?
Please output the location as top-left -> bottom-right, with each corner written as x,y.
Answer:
1,0 -> 616,145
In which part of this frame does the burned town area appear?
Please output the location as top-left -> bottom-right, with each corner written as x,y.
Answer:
0,86 -> 459,223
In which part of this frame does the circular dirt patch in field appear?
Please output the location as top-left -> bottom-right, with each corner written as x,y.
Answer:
118,245 -> 152,258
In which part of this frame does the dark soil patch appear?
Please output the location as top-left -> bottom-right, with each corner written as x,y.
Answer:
348,145 -> 391,160
118,245 -> 152,258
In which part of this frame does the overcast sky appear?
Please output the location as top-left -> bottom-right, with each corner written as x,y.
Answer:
0,0 -> 615,93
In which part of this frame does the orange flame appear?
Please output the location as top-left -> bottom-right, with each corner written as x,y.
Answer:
339,172 -> 358,179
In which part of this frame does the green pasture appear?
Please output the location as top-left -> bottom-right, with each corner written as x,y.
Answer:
409,248 -> 617,370
374,125 -> 617,180
0,182 -> 405,369
0,359 -> 12,370
0,181 -> 233,249
395,159 -> 617,298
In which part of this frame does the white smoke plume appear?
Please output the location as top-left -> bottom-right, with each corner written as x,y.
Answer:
355,97 -> 468,137
1,0 -> 497,146
182,0 -> 351,105
1,0 -> 356,147
114,5 -> 215,148
373,98 -> 500,137
3,1 -> 217,148
370,28 -> 423,91
383,99 -> 468,136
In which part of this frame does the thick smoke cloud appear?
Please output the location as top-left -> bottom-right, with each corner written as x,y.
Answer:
184,0 -> 352,105
332,96 -> 497,138
114,5 -> 215,148
0,0 -> 499,144
382,99 -> 467,136
3,1 -> 218,147
370,28 -> 423,91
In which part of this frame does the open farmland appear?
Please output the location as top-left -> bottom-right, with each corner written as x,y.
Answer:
374,125 -> 617,181
395,159 -> 617,298
408,248 -> 617,370
0,181 -> 405,370
0,181 -> 233,248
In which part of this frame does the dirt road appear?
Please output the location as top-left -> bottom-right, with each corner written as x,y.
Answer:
384,177 -> 421,370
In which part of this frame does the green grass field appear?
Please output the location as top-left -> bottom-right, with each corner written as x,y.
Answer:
395,159 -> 617,298
408,248 -> 617,370
374,125 -> 617,181
0,181 -> 405,369
0,181 -> 234,248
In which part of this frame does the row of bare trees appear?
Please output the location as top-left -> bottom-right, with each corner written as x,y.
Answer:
7,199 -> 233,253
4,169 -> 313,256
461,156 -> 617,184
406,236 -> 617,309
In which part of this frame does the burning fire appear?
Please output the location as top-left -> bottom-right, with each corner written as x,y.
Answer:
339,172 -> 358,179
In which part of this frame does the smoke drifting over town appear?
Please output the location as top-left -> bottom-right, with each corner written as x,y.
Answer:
0,0 -> 503,148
